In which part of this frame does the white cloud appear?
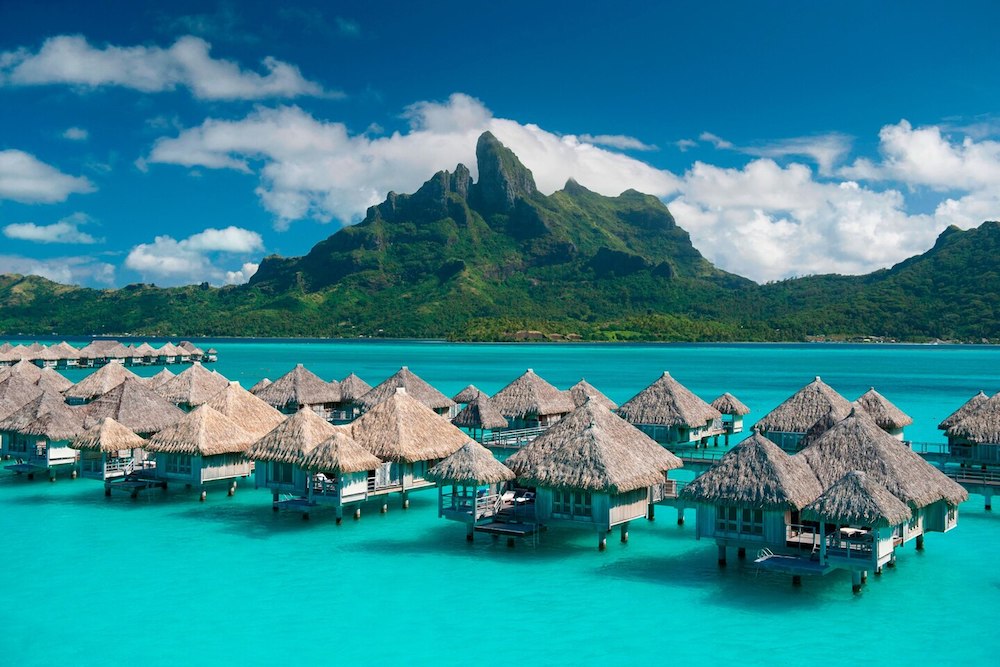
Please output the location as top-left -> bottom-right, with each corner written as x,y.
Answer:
225,262 -> 259,284
62,126 -> 88,141
0,149 -> 94,203
675,138 -> 698,152
578,134 -> 657,151
124,226 -> 263,286
0,34 -> 328,100
0,254 -> 114,286
693,131 -> 852,175
699,131 -> 733,150
3,212 -> 102,244
147,93 -> 680,227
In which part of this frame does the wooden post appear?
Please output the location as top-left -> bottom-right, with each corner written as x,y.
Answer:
737,547 -> 746,560
916,534 -> 924,550
199,490 -> 207,502
861,570 -> 868,583
402,490 -> 409,510
851,570 -> 862,593
336,505 -> 343,525
717,544 -> 726,567
466,523 -> 474,542
887,552 -> 896,568
354,507 -> 361,520
647,502 -> 655,521
986,492 -> 992,511
677,507 -> 685,525
381,503 -> 388,513
104,484 -> 112,497
272,492 -> 279,512
598,532 -> 607,551
792,575 -> 802,587
620,522 -> 629,543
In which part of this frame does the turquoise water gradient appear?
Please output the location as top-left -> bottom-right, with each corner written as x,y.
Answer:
3,341 -> 1000,666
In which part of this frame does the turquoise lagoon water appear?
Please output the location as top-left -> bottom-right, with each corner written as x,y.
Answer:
3,341 -> 1000,666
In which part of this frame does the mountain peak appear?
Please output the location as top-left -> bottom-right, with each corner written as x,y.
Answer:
472,131 -> 537,213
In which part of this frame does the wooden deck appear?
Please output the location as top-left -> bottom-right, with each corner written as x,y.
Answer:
754,552 -> 831,576
105,474 -> 167,498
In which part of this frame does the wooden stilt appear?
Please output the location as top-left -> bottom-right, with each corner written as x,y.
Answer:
620,522 -> 629,543
677,508 -> 685,525
851,570 -> 863,593
792,575 -> 802,587
466,524 -> 474,542
598,533 -> 607,551
336,506 -> 343,525
737,547 -> 746,560
354,507 -> 361,520
381,503 -> 388,514
199,490 -> 207,502
861,571 -> 868,583
647,503 -> 655,521
104,484 -> 112,497
916,534 -> 924,551
717,544 -> 726,567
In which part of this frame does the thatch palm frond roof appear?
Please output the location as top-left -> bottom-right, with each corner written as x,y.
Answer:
246,407 -> 340,464
0,392 -> 83,439
938,391 -> 989,430
567,379 -> 617,410
359,366 -> 455,412
253,364 -> 340,408
156,362 -> 229,407
299,429 -> 382,473
711,392 -> 751,416
799,410 -> 968,508
490,369 -> 576,419
681,431 -> 822,510
133,343 -> 157,356
249,377 -> 272,393
506,400 -> 682,494
82,377 -> 186,435
143,368 -> 176,390
427,440 -> 515,484
38,367 -> 73,394
617,371 -> 720,427
51,342 -> 81,359
338,373 -> 372,402
0,376 -> 44,421
755,376 -> 852,435
452,395 -> 509,430
64,363 -> 140,401
71,417 -> 147,453
178,341 -> 205,356
802,471 -> 912,528
205,381 -> 287,439
945,392 -> 1000,443
854,388 -> 913,430
452,384 -> 483,404
145,405 -> 255,456
351,389 -> 468,463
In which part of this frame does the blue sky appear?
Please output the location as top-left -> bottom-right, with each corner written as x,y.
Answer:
2,0 -> 999,287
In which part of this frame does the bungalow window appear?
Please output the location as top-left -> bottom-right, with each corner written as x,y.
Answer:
273,461 -> 294,485
9,435 -> 28,453
716,506 -> 762,535
165,454 -> 192,475
553,490 -> 592,517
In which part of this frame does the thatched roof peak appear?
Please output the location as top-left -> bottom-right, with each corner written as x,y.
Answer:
681,431 -> 822,510
452,384 -> 483,404
427,440 -> 515,485
711,392 -> 751,416
82,377 -> 185,435
452,394 -> 509,430
800,410 -> 968,508
802,471 -> 912,528
946,391 -> 1000,443
299,428 -> 382,473
145,405 -> 255,456
245,407 -> 340,464
71,417 -> 147,453
358,366 -> 455,412
338,373 -> 372,402
64,362 -> 140,401
253,364 -> 341,408
506,400 -> 682,493
567,379 -> 617,410
754,376 -> 852,439
350,389 -> 468,463
617,371 -> 720,427
0,375 -> 44,421
854,387 -> 913,430
249,377 -> 272,393
490,369 -> 576,419
205,381 -> 287,439
938,390 -> 989,431
156,361 -> 229,407
143,368 -> 176,391
0,392 -> 84,440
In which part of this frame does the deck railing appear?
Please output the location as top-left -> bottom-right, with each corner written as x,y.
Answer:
675,448 -> 727,463
481,426 -> 547,449
946,469 -> 1000,486
909,441 -> 950,455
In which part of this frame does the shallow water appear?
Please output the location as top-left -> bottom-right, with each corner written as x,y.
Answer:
3,341 -> 999,666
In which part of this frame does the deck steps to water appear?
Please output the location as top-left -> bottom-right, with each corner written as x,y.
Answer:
105,475 -> 167,498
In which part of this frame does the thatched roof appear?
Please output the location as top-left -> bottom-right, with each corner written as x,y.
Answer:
82,377 -> 185,434
802,471 -> 913,528
946,392 -> 1000,443
854,388 -> 913,430
427,440 -> 515,484
350,388 -> 468,463
359,366 -> 455,412
245,407 -> 340,464
253,364 -> 340,408
506,399 -> 682,493
452,384 -> 483,404
617,371 -> 720,427
156,362 -> 229,407
157,342 -> 181,356
0,375 -> 44,421
145,405 -> 255,456
299,428 -> 382,473
490,369 -> 575,419
339,373 -> 372,402
567,379 -> 617,410
133,343 -> 157,356
64,363 -> 139,401
0,342 -> 10,353
179,341 -> 205,356
71,417 -> 147,453
51,341 -> 81,359
0,392 -> 84,440
249,377 -> 272,393
38,367 -> 73,393
205,381 -> 287,439
938,391 -> 989,430
1,359 -> 43,384
799,409 -> 968,508
143,368 -> 175,391
680,431 -> 822,510
754,376 -> 852,436
711,392 -> 751,416
452,395 -> 509,430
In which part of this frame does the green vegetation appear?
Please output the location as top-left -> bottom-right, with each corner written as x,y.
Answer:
1,133 -> 998,343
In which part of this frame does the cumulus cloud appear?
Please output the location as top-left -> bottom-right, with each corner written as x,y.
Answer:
0,149 -> 94,203
3,212 -> 102,244
577,134 -> 657,151
699,132 -> 733,150
62,126 -> 88,141
124,226 -> 264,286
0,35 -> 328,100
689,131 -> 852,175
0,254 -> 115,286
147,93 -> 680,227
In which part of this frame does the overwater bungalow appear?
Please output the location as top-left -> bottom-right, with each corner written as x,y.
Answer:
336,372 -> 372,423
710,392 -> 751,445
144,405 -> 255,499
566,378 -> 617,410
72,417 -> 147,482
64,362 -> 140,405
249,377 -> 272,393
132,342 -> 158,366
297,430 -> 383,521
0,376 -> 44,426
143,368 -> 176,391
490,369 -> 576,435
616,371 -> 722,449
358,366 -> 457,419
156,361 -> 229,411
50,342 -> 82,368
854,388 -> 913,440
81,377 -> 185,437
452,384 -> 483,406
0,359 -> 73,394
205,381 -> 286,440
34,345 -> 62,368
155,342 -> 181,365
427,440 -> 516,540
0,393 -> 84,480
938,391 -> 989,434
178,341 -> 205,361
350,388 -> 469,508
252,364 -> 341,419
505,399 -> 683,549
943,393 -> 1000,503
453,393 -> 508,444
754,376 -> 852,453
680,431 -> 823,565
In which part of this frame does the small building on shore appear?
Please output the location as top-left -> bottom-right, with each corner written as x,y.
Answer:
616,371 -> 722,449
